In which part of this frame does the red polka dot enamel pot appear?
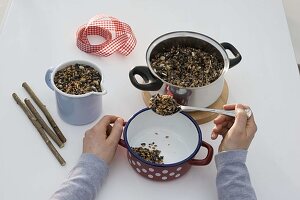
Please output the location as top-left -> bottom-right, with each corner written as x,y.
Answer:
119,108 -> 213,181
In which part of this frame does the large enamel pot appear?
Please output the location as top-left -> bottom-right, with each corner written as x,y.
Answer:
119,108 -> 213,181
129,31 -> 242,107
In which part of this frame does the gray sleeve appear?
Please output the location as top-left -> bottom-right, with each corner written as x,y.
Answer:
215,150 -> 257,200
50,153 -> 109,200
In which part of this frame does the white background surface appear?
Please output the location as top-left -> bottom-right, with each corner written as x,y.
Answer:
0,0 -> 300,199
283,0 -> 300,64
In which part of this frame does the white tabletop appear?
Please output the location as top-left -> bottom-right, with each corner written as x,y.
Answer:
1,0 -> 300,199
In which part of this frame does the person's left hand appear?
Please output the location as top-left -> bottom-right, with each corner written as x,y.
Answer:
83,115 -> 124,164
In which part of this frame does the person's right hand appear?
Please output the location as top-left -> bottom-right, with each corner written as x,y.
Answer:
211,104 -> 257,152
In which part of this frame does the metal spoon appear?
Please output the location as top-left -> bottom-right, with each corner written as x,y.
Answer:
177,105 -> 252,118
149,94 -> 252,118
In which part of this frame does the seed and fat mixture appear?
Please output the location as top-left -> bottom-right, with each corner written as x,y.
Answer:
54,63 -> 102,95
149,94 -> 180,116
131,142 -> 164,164
150,45 -> 223,87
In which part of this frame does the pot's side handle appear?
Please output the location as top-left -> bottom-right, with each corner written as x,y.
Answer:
188,141 -> 214,166
220,42 -> 242,68
129,66 -> 163,91
118,122 -> 128,148
119,139 -> 127,148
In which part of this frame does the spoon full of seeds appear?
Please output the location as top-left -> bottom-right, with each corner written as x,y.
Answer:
149,94 -> 252,118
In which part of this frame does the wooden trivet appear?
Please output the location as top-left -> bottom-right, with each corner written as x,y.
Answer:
142,80 -> 229,124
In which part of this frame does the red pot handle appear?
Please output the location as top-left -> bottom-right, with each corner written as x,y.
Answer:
188,141 -> 214,166
117,121 -> 128,149
118,138 -> 127,148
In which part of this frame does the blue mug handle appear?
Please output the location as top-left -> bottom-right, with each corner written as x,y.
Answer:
45,67 -> 55,91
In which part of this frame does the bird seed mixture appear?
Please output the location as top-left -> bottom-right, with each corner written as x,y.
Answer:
131,142 -> 164,164
149,94 -> 180,116
54,63 -> 102,95
150,45 -> 223,87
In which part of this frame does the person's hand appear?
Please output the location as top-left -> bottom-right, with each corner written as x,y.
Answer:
83,115 -> 124,164
211,104 -> 257,152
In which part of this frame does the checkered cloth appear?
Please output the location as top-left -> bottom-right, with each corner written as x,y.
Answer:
76,15 -> 137,56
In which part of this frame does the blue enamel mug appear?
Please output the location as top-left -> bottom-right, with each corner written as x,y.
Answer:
45,60 -> 107,125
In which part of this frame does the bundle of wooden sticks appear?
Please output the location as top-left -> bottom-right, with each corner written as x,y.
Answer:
12,82 -> 66,166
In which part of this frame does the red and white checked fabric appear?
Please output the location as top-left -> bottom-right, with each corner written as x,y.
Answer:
76,15 -> 137,57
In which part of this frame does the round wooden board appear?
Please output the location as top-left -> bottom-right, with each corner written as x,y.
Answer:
142,81 -> 229,124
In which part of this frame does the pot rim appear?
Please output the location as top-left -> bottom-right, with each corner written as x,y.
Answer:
50,60 -> 107,98
124,108 -> 202,167
145,31 -> 229,90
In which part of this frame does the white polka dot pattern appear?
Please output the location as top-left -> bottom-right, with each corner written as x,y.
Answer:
155,173 -> 161,177
128,153 -> 188,181
169,172 -> 175,176
148,168 -> 154,172
142,168 -> 147,173
148,174 -> 153,178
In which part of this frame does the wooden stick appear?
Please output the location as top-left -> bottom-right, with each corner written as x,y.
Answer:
12,93 -> 66,166
24,98 -> 64,148
22,82 -> 66,143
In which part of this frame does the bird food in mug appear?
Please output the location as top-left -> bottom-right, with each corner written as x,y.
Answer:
54,63 -> 102,95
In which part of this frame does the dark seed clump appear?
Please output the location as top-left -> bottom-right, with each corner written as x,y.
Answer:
150,45 -> 223,87
131,142 -> 164,164
149,94 -> 180,116
54,63 -> 102,95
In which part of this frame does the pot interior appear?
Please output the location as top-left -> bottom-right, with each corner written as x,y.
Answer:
147,32 -> 227,70
125,109 -> 201,165
149,37 -> 223,63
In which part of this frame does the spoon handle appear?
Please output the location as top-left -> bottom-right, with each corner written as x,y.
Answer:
181,106 -> 252,118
